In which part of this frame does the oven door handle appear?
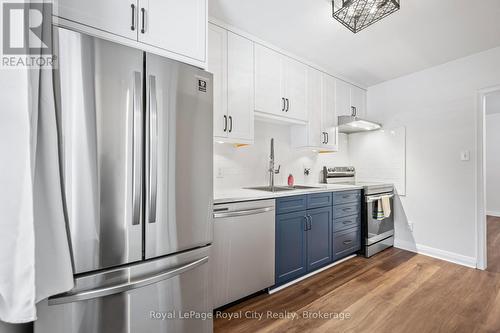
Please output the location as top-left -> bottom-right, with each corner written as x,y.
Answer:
366,193 -> 394,203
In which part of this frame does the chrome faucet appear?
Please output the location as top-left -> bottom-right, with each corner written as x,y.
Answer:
269,138 -> 280,191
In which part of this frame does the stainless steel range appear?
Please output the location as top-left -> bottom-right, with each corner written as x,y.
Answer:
323,167 -> 395,257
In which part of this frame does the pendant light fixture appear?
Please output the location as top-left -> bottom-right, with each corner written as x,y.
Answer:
332,0 -> 400,33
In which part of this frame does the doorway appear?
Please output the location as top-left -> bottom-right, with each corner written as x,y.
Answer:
477,88 -> 500,271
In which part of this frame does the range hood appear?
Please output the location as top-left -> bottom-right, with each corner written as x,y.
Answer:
338,107 -> 382,134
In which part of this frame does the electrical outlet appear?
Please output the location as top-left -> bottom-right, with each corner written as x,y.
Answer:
216,167 -> 224,178
407,221 -> 414,232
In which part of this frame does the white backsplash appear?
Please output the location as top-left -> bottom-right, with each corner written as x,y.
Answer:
214,120 -> 350,191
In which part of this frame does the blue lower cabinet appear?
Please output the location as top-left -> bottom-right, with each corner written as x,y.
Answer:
276,211 -> 308,285
332,227 -> 361,261
275,190 -> 362,287
306,207 -> 332,271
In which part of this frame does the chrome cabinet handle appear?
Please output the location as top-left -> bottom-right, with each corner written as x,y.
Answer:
48,257 -> 209,305
223,115 -> 227,132
325,132 -> 329,144
342,207 -> 353,212
308,215 -> 312,230
342,220 -> 353,225
213,206 -> 274,218
228,115 -> 233,133
140,8 -> 146,33
148,75 -> 158,223
282,97 -> 285,112
130,4 -> 136,31
285,98 -> 289,112
343,240 -> 353,245
303,216 -> 308,231
132,71 -> 143,226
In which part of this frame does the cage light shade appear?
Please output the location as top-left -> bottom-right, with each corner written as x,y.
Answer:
332,0 -> 400,33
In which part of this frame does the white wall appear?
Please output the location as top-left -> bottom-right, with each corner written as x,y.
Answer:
214,120 -> 350,191
368,46 -> 500,264
486,113 -> 500,217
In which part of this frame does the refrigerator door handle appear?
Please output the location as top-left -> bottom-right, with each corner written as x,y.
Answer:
132,71 -> 143,226
48,256 -> 209,306
148,75 -> 158,223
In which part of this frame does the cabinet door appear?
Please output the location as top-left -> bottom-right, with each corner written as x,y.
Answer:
138,0 -> 206,62
306,68 -> 323,147
276,211 -> 307,285
254,44 -> 284,116
350,85 -> 367,118
322,74 -> 338,149
335,79 -> 351,117
207,24 -> 228,138
283,57 -> 307,121
307,207 -> 332,271
54,0 -> 138,40
227,32 -> 254,142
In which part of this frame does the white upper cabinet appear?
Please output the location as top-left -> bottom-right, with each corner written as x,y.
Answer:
350,85 -> 367,118
290,68 -> 338,151
304,68 -> 323,147
335,79 -> 367,118
54,0 -> 138,40
54,0 -> 207,67
283,57 -> 308,122
138,0 -> 206,62
254,44 -> 283,117
321,74 -> 338,149
226,32 -> 254,143
208,23 -> 254,144
254,44 -> 307,122
335,79 -> 352,117
208,24 -> 227,138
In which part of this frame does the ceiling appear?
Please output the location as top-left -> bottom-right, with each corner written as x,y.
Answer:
209,0 -> 500,87
486,91 -> 500,115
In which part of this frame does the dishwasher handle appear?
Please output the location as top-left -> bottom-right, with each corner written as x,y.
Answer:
213,206 -> 275,218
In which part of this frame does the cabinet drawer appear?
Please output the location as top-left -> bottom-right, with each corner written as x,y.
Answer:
276,195 -> 307,215
333,227 -> 360,260
333,190 -> 361,206
334,215 -> 361,232
333,202 -> 361,219
306,192 -> 332,210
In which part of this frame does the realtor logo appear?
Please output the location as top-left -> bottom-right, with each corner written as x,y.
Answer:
1,1 -> 55,68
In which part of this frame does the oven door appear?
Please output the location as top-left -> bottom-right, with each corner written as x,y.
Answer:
364,193 -> 395,245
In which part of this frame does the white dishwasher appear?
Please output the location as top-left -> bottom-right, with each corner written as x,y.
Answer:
211,199 -> 275,309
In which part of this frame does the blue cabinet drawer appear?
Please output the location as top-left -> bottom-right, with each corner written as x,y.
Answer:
333,190 -> 361,206
334,214 -> 361,232
306,192 -> 333,210
333,202 -> 361,219
276,195 -> 307,215
333,227 -> 360,260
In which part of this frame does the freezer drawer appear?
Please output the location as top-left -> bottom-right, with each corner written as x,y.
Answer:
35,247 -> 212,333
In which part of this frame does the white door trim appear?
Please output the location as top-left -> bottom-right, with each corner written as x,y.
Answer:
476,85 -> 500,270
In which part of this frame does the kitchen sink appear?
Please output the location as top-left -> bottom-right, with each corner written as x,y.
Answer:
289,185 -> 321,190
245,185 -> 321,192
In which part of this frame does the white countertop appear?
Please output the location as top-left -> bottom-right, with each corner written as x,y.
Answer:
214,183 -> 363,204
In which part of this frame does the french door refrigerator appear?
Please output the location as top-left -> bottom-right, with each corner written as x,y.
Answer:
35,27 -> 214,333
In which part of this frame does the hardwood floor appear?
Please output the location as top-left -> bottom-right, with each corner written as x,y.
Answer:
214,217 -> 500,333
488,215 -> 500,273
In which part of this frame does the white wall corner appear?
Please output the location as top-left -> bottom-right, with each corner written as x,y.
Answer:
394,239 -> 477,269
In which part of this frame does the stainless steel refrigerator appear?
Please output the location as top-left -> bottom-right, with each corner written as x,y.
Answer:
35,27 -> 213,333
